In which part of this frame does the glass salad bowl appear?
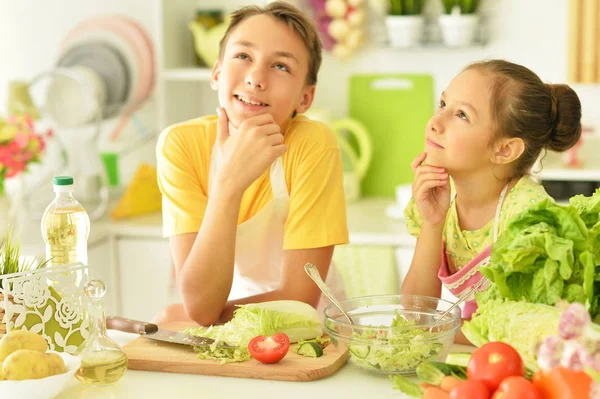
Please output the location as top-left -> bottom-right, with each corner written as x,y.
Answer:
323,294 -> 462,375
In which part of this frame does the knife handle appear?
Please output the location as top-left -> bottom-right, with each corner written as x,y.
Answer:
106,316 -> 159,335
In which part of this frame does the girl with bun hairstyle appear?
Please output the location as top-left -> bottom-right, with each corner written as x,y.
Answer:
401,59 -> 582,344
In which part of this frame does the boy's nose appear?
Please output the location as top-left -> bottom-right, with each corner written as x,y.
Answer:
245,68 -> 266,90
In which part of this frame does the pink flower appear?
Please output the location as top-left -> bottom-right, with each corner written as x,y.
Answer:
5,160 -> 25,178
559,303 -> 591,340
6,142 -> 20,154
13,132 -> 29,149
537,335 -> 564,370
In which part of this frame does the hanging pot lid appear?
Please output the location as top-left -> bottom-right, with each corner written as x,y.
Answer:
57,42 -> 130,118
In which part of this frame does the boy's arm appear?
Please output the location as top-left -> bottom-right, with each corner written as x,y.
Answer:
217,246 -> 334,322
400,223 -> 444,298
170,180 -> 243,326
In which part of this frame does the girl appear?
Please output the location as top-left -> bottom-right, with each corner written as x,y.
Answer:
401,60 -> 582,344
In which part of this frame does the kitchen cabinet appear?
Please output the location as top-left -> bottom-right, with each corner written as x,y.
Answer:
115,237 -> 175,321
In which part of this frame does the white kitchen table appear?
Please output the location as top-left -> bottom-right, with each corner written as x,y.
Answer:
56,330 -> 474,399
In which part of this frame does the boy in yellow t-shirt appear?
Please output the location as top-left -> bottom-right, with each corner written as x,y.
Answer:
154,1 -> 349,325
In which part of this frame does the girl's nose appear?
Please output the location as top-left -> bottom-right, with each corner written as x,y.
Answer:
429,114 -> 444,135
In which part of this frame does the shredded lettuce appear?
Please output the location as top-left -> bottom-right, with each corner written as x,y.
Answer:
183,300 -> 323,364
347,310 -> 444,373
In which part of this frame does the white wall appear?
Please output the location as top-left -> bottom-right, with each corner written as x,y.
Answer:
1,0 -> 599,151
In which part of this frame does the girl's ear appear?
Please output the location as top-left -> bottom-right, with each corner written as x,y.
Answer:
492,137 -> 525,165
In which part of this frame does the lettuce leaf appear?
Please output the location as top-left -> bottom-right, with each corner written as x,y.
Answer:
462,299 -> 561,371
183,300 -> 323,364
570,188 -> 600,229
481,196 -> 598,312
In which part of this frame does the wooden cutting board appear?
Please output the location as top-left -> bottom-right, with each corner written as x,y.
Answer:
123,322 -> 349,381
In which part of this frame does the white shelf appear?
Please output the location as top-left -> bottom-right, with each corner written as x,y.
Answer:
162,68 -> 212,82
538,168 -> 600,181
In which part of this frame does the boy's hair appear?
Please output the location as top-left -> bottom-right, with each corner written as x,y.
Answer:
218,1 -> 322,86
466,60 -> 582,178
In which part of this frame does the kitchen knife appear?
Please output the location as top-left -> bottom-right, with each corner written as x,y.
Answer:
106,316 -> 235,348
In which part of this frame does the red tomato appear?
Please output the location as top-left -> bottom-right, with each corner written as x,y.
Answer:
449,380 -> 491,399
491,376 -> 542,399
467,342 -> 524,391
248,333 -> 290,364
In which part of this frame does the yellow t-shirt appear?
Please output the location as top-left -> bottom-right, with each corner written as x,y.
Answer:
156,114 -> 349,250
404,176 -> 551,273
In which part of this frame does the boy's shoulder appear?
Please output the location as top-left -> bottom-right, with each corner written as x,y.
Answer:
285,114 -> 339,149
157,115 -> 217,148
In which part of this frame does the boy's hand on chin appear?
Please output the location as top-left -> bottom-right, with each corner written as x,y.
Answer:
216,107 -> 287,193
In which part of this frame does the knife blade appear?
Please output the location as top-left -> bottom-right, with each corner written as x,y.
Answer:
105,316 -> 235,348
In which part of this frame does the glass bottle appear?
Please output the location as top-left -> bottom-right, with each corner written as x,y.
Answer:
41,176 -> 91,266
75,279 -> 128,385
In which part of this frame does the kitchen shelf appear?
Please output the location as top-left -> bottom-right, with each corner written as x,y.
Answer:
163,68 -> 212,81
538,168 -> 600,182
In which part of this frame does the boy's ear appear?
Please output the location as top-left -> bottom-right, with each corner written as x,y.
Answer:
210,60 -> 221,91
491,137 -> 525,165
295,85 -> 316,114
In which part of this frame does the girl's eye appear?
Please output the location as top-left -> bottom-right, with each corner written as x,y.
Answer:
439,100 -> 446,109
457,111 -> 469,121
274,63 -> 289,72
235,53 -> 250,60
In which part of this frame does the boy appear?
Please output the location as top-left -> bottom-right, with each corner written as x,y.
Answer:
154,1 -> 349,326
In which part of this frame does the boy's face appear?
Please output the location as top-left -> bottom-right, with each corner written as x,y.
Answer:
211,14 -> 315,130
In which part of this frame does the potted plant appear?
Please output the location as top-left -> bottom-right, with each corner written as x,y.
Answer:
439,0 -> 480,46
386,0 -> 425,48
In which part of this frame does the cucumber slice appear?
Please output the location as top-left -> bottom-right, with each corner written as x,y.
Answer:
348,345 -> 370,359
297,342 -> 324,358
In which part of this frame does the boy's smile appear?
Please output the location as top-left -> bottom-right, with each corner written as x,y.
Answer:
212,14 -> 315,130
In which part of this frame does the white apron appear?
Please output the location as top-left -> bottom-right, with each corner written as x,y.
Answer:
208,144 -> 344,313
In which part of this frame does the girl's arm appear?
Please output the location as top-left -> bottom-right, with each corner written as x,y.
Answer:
400,223 -> 444,298
217,246 -> 334,322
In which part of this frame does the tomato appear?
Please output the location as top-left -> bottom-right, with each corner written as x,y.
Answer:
248,333 -> 290,364
467,342 -> 524,391
491,376 -> 542,399
449,380 -> 491,399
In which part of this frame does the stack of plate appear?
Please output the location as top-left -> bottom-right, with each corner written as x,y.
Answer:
47,16 -> 155,127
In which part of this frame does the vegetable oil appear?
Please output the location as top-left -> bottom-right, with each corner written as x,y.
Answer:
41,176 -> 90,266
76,349 -> 128,385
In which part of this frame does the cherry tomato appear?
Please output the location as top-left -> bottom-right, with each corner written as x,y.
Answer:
449,380 -> 490,399
248,333 -> 290,364
491,376 -> 542,399
467,342 -> 524,391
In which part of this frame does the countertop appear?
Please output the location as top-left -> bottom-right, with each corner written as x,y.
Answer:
20,197 -> 416,257
56,330 -> 473,399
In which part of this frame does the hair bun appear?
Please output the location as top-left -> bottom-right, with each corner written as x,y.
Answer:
546,84 -> 582,152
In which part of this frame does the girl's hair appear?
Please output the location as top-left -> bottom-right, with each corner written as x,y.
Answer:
218,1 -> 322,86
466,60 -> 582,177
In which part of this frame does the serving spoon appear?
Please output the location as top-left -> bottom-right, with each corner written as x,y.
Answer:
304,263 -> 354,324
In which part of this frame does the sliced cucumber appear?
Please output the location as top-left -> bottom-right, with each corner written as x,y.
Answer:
348,344 -> 370,359
297,342 -> 324,358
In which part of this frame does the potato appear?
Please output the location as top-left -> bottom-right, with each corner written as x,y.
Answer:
45,352 -> 67,376
2,349 -> 52,380
0,368 -> 5,381
0,330 -> 48,362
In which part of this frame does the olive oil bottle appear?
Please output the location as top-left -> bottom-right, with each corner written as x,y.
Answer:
76,280 -> 128,385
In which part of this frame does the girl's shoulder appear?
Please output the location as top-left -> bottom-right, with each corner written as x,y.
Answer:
501,175 -> 550,223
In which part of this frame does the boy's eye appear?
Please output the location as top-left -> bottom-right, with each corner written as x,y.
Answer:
274,63 -> 289,72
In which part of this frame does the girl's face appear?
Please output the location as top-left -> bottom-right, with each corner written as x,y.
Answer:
424,68 -> 498,176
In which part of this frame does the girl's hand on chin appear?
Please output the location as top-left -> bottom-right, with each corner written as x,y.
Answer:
411,152 -> 451,228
